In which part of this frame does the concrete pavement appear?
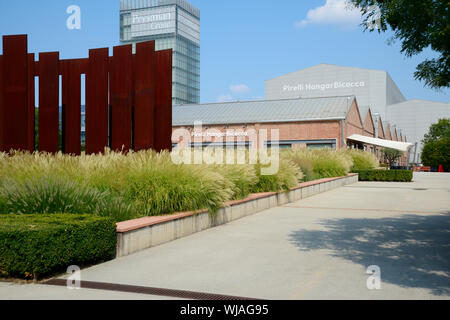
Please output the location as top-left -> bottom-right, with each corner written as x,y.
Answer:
0,281 -> 176,300
1,173 -> 449,300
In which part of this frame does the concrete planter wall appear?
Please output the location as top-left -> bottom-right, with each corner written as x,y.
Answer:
116,174 -> 359,258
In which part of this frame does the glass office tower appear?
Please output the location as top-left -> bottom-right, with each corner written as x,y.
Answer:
120,0 -> 200,105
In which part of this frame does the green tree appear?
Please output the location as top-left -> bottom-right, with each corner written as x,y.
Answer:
382,148 -> 403,167
421,119 -> 450,171
350,0 -> 450,90
421,137 -> 450,171
422,118 -> 450,144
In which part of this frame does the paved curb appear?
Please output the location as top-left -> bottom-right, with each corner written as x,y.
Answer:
116,174 -> 359,257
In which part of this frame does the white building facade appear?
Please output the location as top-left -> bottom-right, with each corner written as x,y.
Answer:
265,64 -> 449,163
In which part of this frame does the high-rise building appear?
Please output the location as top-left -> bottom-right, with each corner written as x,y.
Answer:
119,0 -> 200,105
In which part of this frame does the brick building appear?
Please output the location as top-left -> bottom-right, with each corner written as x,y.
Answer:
172,96 -> 413,165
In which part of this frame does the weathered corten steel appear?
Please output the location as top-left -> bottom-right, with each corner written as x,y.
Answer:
0,35 -> 173,155
38,51 -> 60,153
134,41 -> 156,151
110,44 -> 133,152
1,35 -> 30,152
61,59 -> 81,155
27,53 -> 35,152
154,49 -> 173,152
85,48 -> 109,155
0,55 -> 3,151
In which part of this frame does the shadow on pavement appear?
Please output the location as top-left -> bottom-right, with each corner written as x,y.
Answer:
289,213 -> 450,296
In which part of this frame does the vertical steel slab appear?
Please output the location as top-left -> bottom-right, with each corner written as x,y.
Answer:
85,48 -> 109,154
27,53 -> 35,152
154,49 -> 173,152
1,35 -> 29,152
110,44 -> 133,152
61,60 -> 81,155
134,41 -> 155,151
0,55 -> 3,150
38,52 -> 59,153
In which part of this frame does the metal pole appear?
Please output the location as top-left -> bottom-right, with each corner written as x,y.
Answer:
407,146 -> 412,170
413,142 -> 418,165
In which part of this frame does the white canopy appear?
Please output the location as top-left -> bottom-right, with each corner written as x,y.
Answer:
347,134 -> 414,152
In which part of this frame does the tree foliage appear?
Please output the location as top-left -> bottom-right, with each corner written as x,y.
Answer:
421,137 -> 450,171
350,0 -> 450,90
422,118 -> 450,144
421,118 -> 450,170
381,148 -> 403,167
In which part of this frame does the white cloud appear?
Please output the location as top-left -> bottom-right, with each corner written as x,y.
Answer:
229,84 -> 251,94
217,84 -> 251,102
295,0 -> 363,28
251,96 -> 265,101
216,94 -> 233,103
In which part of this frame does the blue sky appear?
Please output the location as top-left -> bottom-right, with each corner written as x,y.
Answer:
0,0 -> 448,104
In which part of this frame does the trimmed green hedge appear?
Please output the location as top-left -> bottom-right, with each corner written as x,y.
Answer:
0,214 -> 116,280
353,170 -> 413,182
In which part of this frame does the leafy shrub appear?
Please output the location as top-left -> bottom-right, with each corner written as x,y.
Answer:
0,148 -> 366,221
312,150 -> 352,178
0,214 -> 116,280
0,175 -> 135,222
284,149 -> 352,180
421,137 -> 450,172
381,148 -> 404,167
0,196 -> 6,214
214,164 -> 258,200
281,151 -> 314,181
354,170 -> 413,182
0,151 -> 86,185
123,163 -> 234,215
347,149 -> 379,170
252,159 -> 302,193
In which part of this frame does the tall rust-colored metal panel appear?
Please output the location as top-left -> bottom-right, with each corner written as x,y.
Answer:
132,54 -> 136,118
0,55 -> 3,150
61,60 -> 81,155
1,35 -> 29,152
154,49 -> 173,152
134,41 -> 155,151
110,45 -> 133,152
85,48 -> 109,154
38,52 -> 59,153
27,53 -> 35,152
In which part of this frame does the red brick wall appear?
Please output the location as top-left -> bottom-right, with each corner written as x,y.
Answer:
173,121 -> 342,146
378,120 -> 385,139
393,129 -> 398,141
345,100 -> 364,141
363,113 -> 375,137
172,100 -> 367,152
385,124 -> 392,140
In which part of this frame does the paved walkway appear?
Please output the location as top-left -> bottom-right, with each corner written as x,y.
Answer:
1,173 -> 449,300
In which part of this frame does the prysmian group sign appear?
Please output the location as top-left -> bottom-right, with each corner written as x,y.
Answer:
132,12 -> 172,25
283,81 -> 366,92
131,7 -> 176,38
